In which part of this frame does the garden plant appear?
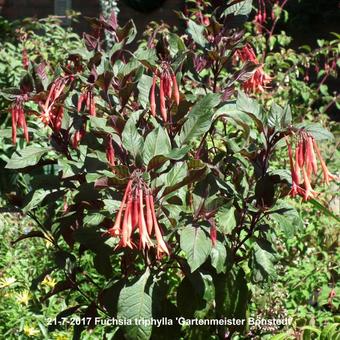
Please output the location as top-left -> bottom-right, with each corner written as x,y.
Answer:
0,0 -> 339,339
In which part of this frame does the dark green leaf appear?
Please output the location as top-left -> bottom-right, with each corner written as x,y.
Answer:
179,93 -> 220,145
180,225 -> 212,272
137,74 -> 153,109
122,112 -> 144,158
5,146 -> 50,169
143,126 -> 171,165
117,270 -> 152,340
94,252 -> 112,279
281,104 -> 292,127
116,20 -> 136,44
187,20 -> 207,47
11,230 -> 45,245
214,268 -> 248,333
252,243 -> 276,281
210,241 -> 227,274
216,206 -> 237,234
147,146 -> 190,171
268,103 -> 283,128
83,213 -> 105,226
236,91 -> 262,131
23,189 -> 49,212
224,0 -> 253,17
177,273 -> 206,318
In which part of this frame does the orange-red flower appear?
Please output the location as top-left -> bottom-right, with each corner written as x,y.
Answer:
40,77 -> 69,126
235,44 -> 271,93
286,131 -> 338,201
312,139 -> 338,185
72,119 -> 86,149
77,87 -> 96,117
209,222 -> 217,247
149,62 -> 180,122
11,99 -> 29,144
106,175 -> 170,259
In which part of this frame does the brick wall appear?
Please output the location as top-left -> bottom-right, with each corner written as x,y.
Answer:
2,0 -> 53,19
0,0 -> 183,35
119,0 -> 183,38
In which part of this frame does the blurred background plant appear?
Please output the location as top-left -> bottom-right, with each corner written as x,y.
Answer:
0,15 -> 81,110
245,4 -> 340,124
0,15 -> 82,200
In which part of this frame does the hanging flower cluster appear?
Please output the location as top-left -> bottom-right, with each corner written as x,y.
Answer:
286,131 -> 338,201
235,44 -> 271,93
77,86 -> 96,117
72,118 -> 87,149
150,62 -> 180,122
39,76 -> 70,127
254,0 -> 268,33
49,105 -> 64,133
8,65 -> 98,148
107,173 -> 170,259
11,96 -> 29,144
254,0 -> 283,33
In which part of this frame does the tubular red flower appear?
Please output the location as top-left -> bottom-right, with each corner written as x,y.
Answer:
236,44 -> 271,93
163,73 -> 172,99
297,141 -> 304,168
40,77 -> 68,126
145,192 -> 154,235
78,88 -> 96,116
72,126 -> 86,149
305,136 -> 317,178
120,197 -> 133,249
150,75 -> 157,116
159,75 -> 167,122
308,137 -> 318,175
77,93 -> 85,112
149,63 -> 178,121
11,105 -> 18,145
86,92 -> 90,113
132,195 -> 139,230
301,166 -> 318,201
50,105 -> 64,132
149,194 -> 169,259
11,101 -> 29,144
312,139 -> 338,185
294,146 -> 301,184
108,180 -> 132,237
105,177 -> 170,259
89,92 -> 96,117
210,223 -> 217,247
106,135 -> 115,167
286,138 -> 301,197
138,188 -> 153,250
172,73 -> 180,105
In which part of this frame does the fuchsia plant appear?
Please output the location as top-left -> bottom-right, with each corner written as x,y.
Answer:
0,1 -> 338,339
